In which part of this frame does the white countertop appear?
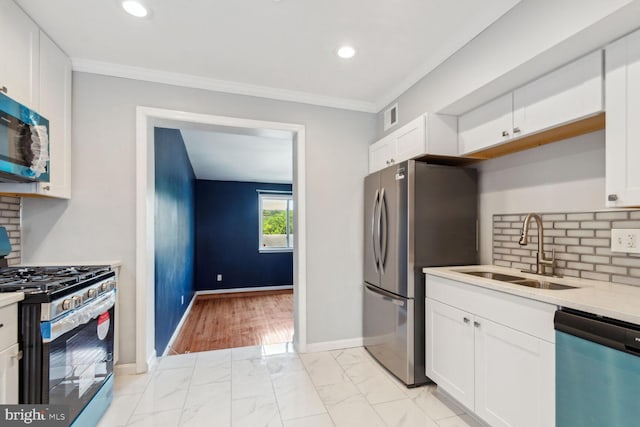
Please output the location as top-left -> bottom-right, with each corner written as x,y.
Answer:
0,291 -> 24,308
424,264 -> 640,325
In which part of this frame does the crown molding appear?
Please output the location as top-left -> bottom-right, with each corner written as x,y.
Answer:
71,58 -> 378,113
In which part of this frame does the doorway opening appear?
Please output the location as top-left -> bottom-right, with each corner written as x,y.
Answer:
135,107 -> 306,373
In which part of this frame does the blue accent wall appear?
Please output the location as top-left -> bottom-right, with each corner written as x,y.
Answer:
195,180 -> 293,291
154,128 -> 195,355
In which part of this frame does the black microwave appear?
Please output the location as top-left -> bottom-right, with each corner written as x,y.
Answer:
0,92 -> 50,183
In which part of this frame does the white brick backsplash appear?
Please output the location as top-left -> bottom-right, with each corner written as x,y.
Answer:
0,196 -> 21,264
580,221 -> 610,229
611,257 -> 640,268
629,268 -> 640,277
612,275 -> 640,286
580,271 -> 610,282
554,237 -> 580,245
567,213 -> 594,221
493,210 -> 640,287
612,221 -> 640,229
580,238 -> 610,247
567,229 -> 595,237
567,246 -> 594,255
567,262 -> 594,271
555,222 -> 580,229
595,211 -> 629,220
556,253 -> 580,261
596,264 -> 627,275
581,255 -> 610,265
542,214 -> 566,221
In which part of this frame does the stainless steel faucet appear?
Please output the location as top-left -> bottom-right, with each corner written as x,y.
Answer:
518,213 -> 555,276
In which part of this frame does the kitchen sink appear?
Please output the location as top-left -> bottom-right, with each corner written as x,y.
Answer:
460,271 -> 576,290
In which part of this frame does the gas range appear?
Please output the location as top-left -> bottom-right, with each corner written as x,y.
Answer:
9,265 -> 118,424
0,265 -> 115,319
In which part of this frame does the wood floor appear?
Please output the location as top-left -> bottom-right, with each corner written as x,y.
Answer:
169,290 -> 294,354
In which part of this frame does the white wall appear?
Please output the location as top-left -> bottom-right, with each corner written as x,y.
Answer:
21,72 -> 376,364
377,0 -> 639,135
476,130 -> 606,263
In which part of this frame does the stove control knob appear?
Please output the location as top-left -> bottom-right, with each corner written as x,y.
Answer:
101,281 -> 113,292
62,299 -> 72,310
72,296 -> 82,307
87,288 -> 97,299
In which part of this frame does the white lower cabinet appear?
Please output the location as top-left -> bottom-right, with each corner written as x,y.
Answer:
425,274 -> 555,427
0,343 -> 20,404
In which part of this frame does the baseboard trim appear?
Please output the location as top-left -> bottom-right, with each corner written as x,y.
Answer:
196,285 -> 293,295
162,294 -> 196,356
146,352 -> 158,373
302,337 -> 364,353
114,363 -> 137,376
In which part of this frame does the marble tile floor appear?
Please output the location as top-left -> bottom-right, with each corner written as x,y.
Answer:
98,344 -> 485,427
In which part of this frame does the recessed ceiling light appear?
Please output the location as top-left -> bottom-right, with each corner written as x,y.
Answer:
122,1 -> 148,17
337,46 -> 356,59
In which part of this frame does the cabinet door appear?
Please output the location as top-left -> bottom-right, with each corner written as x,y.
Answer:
369,134 -> 396,173
474,317 -> 554,427
0,1 -> 39,109
394,115 -> 425,162
513,50 -> 603,137
458,93 -> 513,155
425,298 -> 475,410
37,32 -> 72,199
606,29 -> 640,207
0,343 -> 20,404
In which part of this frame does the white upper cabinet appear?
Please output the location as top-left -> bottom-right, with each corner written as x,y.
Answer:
459,50 -> 604,156
513,50 -> 603,138
458,93 -> 513,155
0,23 -> 72,199
605,28 -> 640,207
369,114 -> 457,173
0,0 -> 40,110
37,32 -> 72,199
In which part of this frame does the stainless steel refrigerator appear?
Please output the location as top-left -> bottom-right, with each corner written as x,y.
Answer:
363,160 -> 477,386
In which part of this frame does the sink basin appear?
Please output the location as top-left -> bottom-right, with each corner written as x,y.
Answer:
460,271 -> 576,290
462,271 -> 526,282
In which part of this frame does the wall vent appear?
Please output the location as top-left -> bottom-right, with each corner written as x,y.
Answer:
383,103 -> 398,131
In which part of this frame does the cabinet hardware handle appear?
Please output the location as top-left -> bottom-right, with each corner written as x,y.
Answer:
390,158 -> 395,163
463,317 -> 470,324
0,86 -> 7,94
513,127 -> 521,134
0,323 -> 3,328
473,321 -> 481,328
501,130 -> 509,137
608,194 -> 618,202
42,185 -> 50,191
385,160 -> 390,165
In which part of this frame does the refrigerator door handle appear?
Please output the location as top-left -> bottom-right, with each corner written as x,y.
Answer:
364,283 -> 405,307
371,189 -> 380,271
380,188 -> 388,272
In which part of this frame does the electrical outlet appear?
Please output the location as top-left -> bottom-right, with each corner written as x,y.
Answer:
611,229 -> 640,253
217,274 -> 222,281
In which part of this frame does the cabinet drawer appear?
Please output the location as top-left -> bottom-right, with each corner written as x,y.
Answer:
425,274 -> 556,342
0,304 -> 18,349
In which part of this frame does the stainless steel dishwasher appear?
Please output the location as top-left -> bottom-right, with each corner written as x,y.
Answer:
555,308 -> 640,427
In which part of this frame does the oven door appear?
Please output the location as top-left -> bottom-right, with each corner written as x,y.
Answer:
43,291 -> 115,423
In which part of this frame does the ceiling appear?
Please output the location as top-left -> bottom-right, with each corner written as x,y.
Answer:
15,0 -> 521,112
15,0 -> 520,182
179,128 -> 292,183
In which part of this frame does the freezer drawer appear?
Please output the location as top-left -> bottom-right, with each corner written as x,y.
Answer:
363,283 -> 414,384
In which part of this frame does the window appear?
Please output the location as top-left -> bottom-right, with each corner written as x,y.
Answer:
259,193 -> 293,252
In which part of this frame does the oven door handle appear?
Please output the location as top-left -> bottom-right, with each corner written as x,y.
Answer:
41,290 -> 116,343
